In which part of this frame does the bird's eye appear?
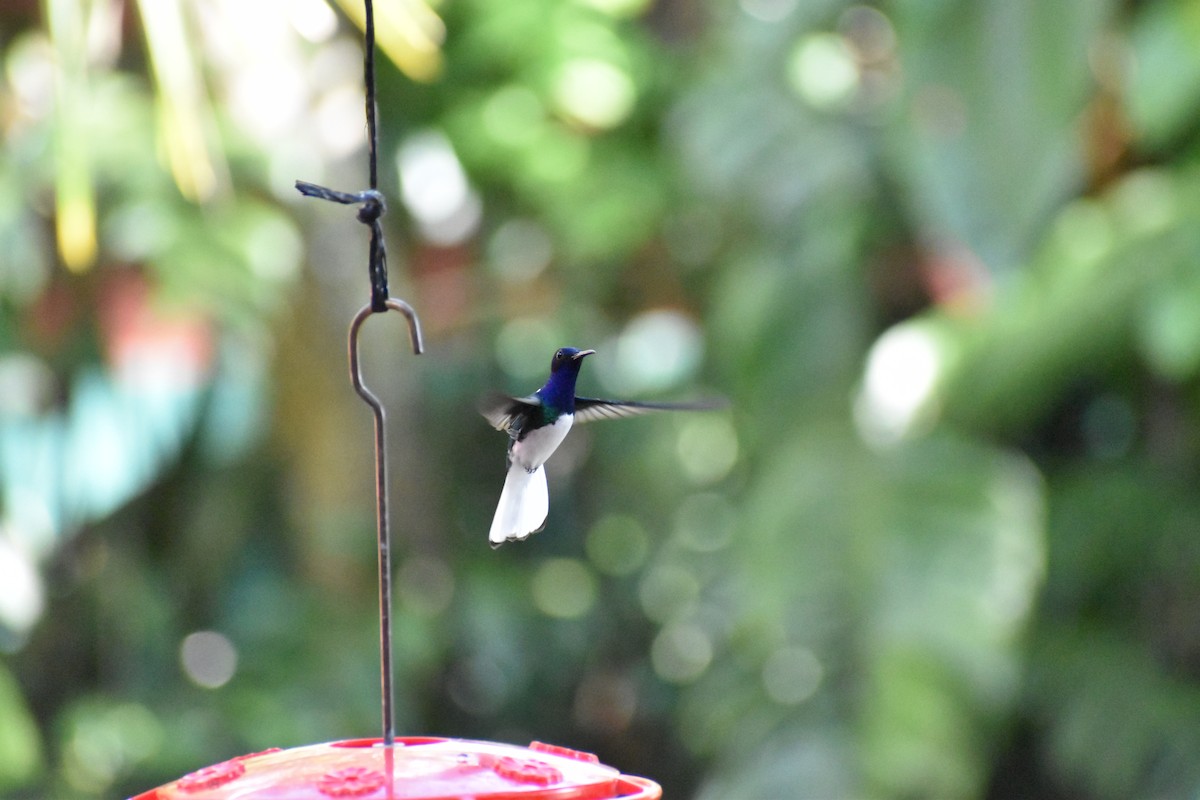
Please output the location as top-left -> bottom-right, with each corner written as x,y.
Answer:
554,349 -> 565,360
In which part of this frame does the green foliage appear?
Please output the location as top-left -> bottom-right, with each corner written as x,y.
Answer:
3,0 -> 1200,799
0,665 -> 41,791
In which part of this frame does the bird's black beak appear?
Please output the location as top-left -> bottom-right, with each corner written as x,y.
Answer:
573,349 -> 596,360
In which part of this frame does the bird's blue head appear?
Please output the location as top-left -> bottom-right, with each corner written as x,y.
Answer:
538,347 -> 595,413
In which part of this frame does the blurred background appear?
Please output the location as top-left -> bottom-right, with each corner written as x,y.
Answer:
2,0 -> 1200,797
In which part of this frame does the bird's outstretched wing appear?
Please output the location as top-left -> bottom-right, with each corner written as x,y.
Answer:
479,393 -> 542,434
573,396 -> 727,424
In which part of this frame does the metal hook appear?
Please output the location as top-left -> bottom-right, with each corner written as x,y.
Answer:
348,298 -> 423,748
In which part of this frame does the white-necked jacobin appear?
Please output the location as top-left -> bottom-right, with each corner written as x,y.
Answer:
480,346 -> 720,548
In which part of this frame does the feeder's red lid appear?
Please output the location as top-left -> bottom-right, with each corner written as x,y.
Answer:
131,737 -> 661,800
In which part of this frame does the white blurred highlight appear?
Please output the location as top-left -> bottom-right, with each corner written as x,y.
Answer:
398,131 -> 482,245
596,310 -> 703,396
855,323 -> 946,445
789,33 -> 859,108
288,0 -> 338,42
0,531 -> 44,635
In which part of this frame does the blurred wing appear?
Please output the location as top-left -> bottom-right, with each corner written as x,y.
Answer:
479,393 -> 541,433
573,396 -> 727,425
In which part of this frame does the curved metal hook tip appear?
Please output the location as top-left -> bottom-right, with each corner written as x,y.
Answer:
349,298 -> 424,403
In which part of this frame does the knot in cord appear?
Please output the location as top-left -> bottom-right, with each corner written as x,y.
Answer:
294,182 -> 390,311
356,190 -> 386,225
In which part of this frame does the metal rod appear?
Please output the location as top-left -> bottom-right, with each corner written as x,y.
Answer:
348,298 -> 423,748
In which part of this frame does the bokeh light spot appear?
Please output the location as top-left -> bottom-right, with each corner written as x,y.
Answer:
651,622 -> 712,683
6,33 -> 56,121
574,670 -> 638,734
487,219 -> 554,283
639,564 -> 700,624
288,0 -> 338,42
483,85 -> 546,146
675,415 -> 738,486
532,558 -> 598,619
788,33 -> 859,109
180,631 -> 238,689
586,514 -> 649,576
64,702 -> 162,794
0,533 -> 44,635
397,130 -> 482,245
1111,169 -> 1176,237
1141,289 -> 1200,379
761,646 -> 823,705
228,61 -> 307,143
855,322 -> 947,445
838,5 -> 897,63
597,310 -> 703,396
552,58 -> 635,129
315,83 -> 367,158
244,215 -> 302,281
674,492 -> 735,552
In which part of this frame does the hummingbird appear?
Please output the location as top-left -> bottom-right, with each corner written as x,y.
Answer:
480,346 -> 720,548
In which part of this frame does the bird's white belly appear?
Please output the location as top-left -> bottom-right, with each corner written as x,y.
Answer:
510,414 -> 573,472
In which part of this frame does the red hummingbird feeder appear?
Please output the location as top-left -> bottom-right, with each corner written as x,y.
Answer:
131,738 -> 661,799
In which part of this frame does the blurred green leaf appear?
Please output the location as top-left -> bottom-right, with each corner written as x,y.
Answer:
1031,628 -> 1200,800
888,0 -> 1114,274
0,663 -> 42,791
1127,0 -> 1200,151
678,429 -> 1044,799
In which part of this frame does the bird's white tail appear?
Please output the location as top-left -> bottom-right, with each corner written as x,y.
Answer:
489,463 -> 549,547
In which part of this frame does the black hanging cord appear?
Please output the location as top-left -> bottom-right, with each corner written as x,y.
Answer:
363,0 -> 380,192
295,0 -> 423,750
295,0 -> 388,312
